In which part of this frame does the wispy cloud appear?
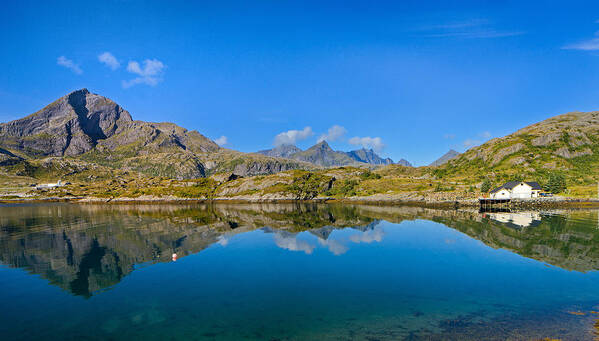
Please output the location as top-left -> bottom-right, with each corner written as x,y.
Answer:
562,23 -> 599,51
348,136 -> 385,152
317,125 -> 346,143
122,59 -> 166,88
462,131 -> 492,149
274,127 -> 313,146
98,52 -> 120,70
214,136 -> 228,146
57,56 -> 82,74
416,19 -> 523,39
463,138 -> 481,148
443,133 -> 456,139
563,38 -> 599,51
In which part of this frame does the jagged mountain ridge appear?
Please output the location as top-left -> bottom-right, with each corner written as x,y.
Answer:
258,142 -> 406,167
290,141 -> 359,167
0,89 -> 310,179
345,148 -> 394,165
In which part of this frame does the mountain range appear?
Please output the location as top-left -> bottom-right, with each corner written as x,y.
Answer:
0,89 -> 406,180
257,141 -> 407,167
0,89 -> 311,179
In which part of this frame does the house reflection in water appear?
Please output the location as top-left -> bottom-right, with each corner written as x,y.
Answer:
483,211 -> 542,228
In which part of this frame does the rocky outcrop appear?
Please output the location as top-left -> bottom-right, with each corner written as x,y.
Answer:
491,143 -> 524,165
554,147 -> 592,159
232,159 -> 305,176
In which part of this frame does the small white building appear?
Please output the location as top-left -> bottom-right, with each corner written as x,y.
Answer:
36,180 -> 64,190
489,181 -> 542,199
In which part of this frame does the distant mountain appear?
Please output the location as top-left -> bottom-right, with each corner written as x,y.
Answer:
256,144 -> 401,167
0,89 -> 310,179
429,149 -> 460,167
397,159 -> 413,167
345,148 -> 394,165
290,141 -> 358,167
257,144 -> 302,158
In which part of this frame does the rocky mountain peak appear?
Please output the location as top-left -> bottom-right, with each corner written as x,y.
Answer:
430,149 -> 461,167
314,140 -> 333,151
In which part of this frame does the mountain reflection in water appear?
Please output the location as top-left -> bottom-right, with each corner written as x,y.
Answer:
1,203 -> 599,298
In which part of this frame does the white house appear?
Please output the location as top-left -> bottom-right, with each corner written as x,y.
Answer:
36,180 -> 64,190
489,181 -> 542,199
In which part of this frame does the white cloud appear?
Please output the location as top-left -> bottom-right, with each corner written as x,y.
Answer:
417,19 -> 523,39
463,138 -> 481,148
274,126 -> 313,146
98,52 -> 120,70
317,125 -> 347,143
563,37 -> 599,51
274,233 -> 315,254
57,56 -> 82,74
214,136 -> 228,146
463,131 -> 492,149
443,133 -> 456,139
122,59 -> 166,88
350,227 -> 385,244
348,136 -> 385,152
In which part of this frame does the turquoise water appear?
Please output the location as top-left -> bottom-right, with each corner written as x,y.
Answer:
1,203 -> 599,340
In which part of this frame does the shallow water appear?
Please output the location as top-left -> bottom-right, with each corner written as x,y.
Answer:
1,203 -> 599,340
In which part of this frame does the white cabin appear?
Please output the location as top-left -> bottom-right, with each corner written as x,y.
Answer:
36,180 -> 64,190
489,181 -> 542,199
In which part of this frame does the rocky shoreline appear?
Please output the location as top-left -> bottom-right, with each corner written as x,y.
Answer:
2,194 -> 599,209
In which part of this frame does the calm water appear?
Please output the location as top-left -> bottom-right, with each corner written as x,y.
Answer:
1,203 -> 599,340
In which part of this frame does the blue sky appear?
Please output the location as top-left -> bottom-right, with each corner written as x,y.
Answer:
2,1 -> 599,165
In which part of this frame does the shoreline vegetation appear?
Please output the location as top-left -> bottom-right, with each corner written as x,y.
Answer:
1,166 -> 598,208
